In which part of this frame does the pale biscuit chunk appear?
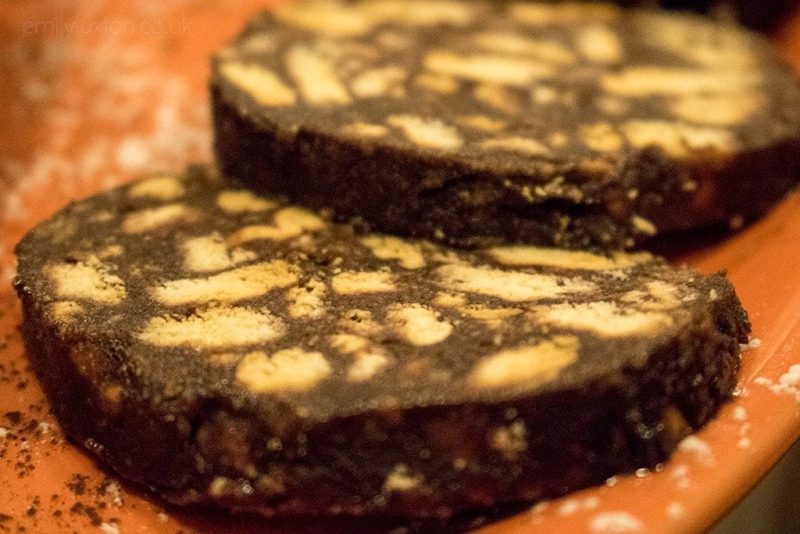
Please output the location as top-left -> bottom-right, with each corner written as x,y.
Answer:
216,190 -> 277,213
128,175 -> 185,201
469,336 -> 580,389
123,203 -> 195,234
181,232 -> 256,273
45,255 -> 126,304
236,348 -> 332,393
152,261 -> 299,306
138,306 -> 285,349
331,270 -> 397,294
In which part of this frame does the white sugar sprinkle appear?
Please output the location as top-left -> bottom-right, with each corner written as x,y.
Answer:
755,365 -> 800,403
670,464 -> 691,489
116,136 -> 151,171
678,435 -> 714,465
530,501 -> 550,515
666,502 -> 685,520
672,465 -> 689,477
590,512 -> 643,533
583,496 -> 601,510
105,480 -> 123,507
558,499 -> 580,516
99,522 -> 119,534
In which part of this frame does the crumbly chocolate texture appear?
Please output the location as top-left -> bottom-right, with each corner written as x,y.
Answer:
212,0 -> 800,250
15,167 -> 749,519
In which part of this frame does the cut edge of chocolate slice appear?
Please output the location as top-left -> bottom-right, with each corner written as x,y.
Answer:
14,166 -> 750,519
624,0 -> 797,31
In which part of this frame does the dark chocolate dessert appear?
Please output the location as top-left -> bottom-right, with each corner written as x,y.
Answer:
15,166 -> 750,518
213,0 -> 800,249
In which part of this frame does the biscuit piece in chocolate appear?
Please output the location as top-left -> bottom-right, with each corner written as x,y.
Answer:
15,167 -> 749,519
213,0 -> 800,250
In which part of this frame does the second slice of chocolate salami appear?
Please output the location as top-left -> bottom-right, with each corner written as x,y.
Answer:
212,0 -> 800,250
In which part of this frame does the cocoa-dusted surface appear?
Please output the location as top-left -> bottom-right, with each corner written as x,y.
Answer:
15,166 -> 749,519
213,0 -> 800,250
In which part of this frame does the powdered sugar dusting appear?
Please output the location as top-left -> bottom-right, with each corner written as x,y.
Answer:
755,365 -> 800,403
590,511 -> 643,533
678,435 -> 715,466
666,502 -> 685,520
105,480 -> 123,507
731,406 -> 752,449
583,496 -> 601,510
670,463 -> 691,490
116,136 -> 152,171
558,499 -> 581,516
741,337 -> 762,352
556,495 -> 602,516
530,500 -> 550,515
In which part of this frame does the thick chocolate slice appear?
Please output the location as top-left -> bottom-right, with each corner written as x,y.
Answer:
15,167 -> 749,519
213,0 -> 800,250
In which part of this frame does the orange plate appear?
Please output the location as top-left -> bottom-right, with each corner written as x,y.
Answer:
1,2 -> 800,532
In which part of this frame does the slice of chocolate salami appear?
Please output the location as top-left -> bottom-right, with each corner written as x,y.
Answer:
14,166 -> 749,519
212,0 -> 800,250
